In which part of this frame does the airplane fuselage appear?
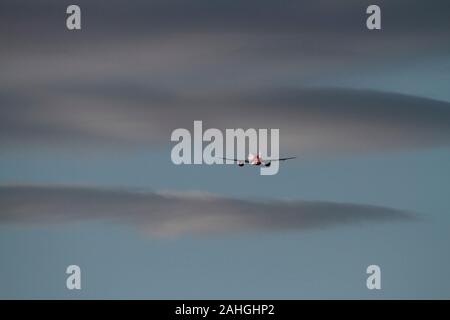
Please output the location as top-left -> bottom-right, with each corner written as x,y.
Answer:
249,154 -> 263,166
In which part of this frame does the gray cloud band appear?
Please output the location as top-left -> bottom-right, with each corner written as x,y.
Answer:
1,88 -> 450,155
0,185 -> 412,237
1,0 -> 449,156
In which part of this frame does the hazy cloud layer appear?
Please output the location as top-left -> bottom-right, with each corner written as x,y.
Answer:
0,185 -> 412,237
1,88 -> 450,155
1,0 -> 449,155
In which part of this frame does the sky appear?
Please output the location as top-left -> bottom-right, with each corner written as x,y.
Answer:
0,0 -> 450,299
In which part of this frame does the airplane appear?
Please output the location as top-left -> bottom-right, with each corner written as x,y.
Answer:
220,153 -> 296,167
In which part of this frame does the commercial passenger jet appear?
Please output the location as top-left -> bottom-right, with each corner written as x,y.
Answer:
221,153 -> 296,167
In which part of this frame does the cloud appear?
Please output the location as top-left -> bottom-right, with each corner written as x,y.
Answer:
0,185 -> 412,237
1,87 -> 450,155
3,0 -> 449,88
1,1 -> 449,156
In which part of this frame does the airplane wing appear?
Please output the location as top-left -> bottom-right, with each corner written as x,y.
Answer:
220,157 -> 249,163
265,156 -> 296,161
